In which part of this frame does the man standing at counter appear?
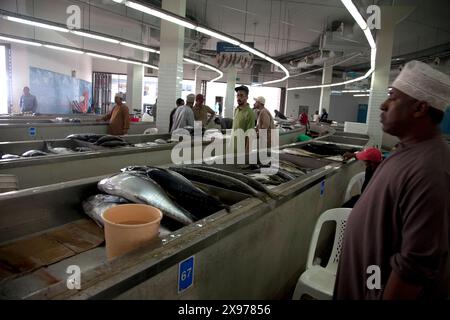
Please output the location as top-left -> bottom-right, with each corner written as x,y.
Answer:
232,85 -> 256,153
20,87 -> 38,113
334,61 -> 450,300
193,94 -> 215,128
98,94 -> 130,135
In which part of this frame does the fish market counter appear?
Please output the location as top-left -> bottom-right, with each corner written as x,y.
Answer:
0,122 -> 156,142
0,128 -> 307,189
0,156 -> 365,299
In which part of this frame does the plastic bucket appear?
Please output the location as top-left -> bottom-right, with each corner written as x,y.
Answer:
102,204 -> 163,260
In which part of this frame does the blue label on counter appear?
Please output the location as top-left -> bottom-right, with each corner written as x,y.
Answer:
320,180 -> 325,197
28,127 -> 36,137
178,256 -> 194,293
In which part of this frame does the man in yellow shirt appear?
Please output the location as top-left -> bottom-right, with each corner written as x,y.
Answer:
192,94 -> 215,128
232,85 -> 256,153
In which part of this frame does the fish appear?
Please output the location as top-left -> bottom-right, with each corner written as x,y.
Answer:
45,142 -> 76,155
278,160 -> 307,175
247,173 -> 281,185
74,147 -> 93,152
66,133 -> 105,143
21,150 -> 48,157
154,139 -> 168,144
98,172 -> 195,225
98,140 -> 128,147
95,135 -> 125,146
82,194 -> 130,228
188,165 -> 277,198
122,166 -> 229,219
275,169 -> 297,181
1,154 -> 21,160
134,142 -> 159,148
170,166 -> 265,200
282,148 -> 318,158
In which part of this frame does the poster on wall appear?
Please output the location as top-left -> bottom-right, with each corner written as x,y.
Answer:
30,67 -> 92,114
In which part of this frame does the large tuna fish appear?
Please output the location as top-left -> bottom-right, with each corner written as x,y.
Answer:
98,172 -> 195,225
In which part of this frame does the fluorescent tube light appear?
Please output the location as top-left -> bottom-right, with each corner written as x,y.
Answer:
341,0 -> 368,30
118,59 -> 144,65
71,31 -> 120,44
195,27 -> 240,46
86,52 -> 118,60
0,35 -> 42,46
126,1 -> 196,29
4,16 -> 69,33
120,42 -> 157,52
44,44 -> 84,54
239,44 -> 267,59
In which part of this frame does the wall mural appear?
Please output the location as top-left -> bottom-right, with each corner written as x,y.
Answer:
30,67 -> 92,114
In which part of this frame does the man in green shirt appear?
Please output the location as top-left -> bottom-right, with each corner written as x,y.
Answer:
231,85 -> 256,154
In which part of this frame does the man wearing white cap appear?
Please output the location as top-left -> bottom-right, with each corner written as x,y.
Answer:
335,60 -> 450,300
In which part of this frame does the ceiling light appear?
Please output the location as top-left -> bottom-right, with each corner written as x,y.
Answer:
71,31 -> 120,44
120,42 -> 157,52
0,35 -> 42,46
183,58 -> 204,66
144,64 -> 159,70
44,44 -> 84,54
238,44 -> 267,59
118,58 -> 144,66
4,16 -> 69,33
126,1 -> 196,29
341,0 -> 368,30
86,52 -> 118,61
195,27 -> 240,46
353,94 -> 370,97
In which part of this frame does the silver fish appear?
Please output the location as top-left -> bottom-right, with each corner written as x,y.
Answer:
21,150 -> 48,157
170,166 -> 265,200
154,139 -> 168,144
82,194 -> 129,228
188,165 -> 276,198
46,142 -> 75,155
98,172 -> 195,225
1,154 -> 21,160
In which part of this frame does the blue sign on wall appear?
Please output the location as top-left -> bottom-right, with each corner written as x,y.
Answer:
28,127 -> 36,137
178,256 -> 194,293
440,107 -> 450,134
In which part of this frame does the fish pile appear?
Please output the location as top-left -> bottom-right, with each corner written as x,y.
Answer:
66,134 -> 128,147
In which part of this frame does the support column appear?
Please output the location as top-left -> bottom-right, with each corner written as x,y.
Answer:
156,0 -> 186,133
319,59 -> 333,116
126,55 -> 144,115
194,67 -> 202,94
367,6 -> 415,147
224,66 -> 237,119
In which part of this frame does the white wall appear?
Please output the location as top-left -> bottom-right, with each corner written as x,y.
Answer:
329,95 -> 370,123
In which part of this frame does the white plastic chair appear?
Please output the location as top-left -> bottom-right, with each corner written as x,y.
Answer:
292,208 -> 352,300
343,171 -> 365,203
144,128 -> 158,135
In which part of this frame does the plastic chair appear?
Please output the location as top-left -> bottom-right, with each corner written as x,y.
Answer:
343,171 -> 365,203
144,128 -> 158,135
292,208 -> 352,300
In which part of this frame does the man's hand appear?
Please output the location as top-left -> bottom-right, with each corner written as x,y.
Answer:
342,152 -> 356,161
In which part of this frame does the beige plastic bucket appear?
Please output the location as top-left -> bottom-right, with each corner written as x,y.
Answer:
102,204 -> 163,260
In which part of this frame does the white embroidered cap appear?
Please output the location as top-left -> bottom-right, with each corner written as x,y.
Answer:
392,60 -> 450,111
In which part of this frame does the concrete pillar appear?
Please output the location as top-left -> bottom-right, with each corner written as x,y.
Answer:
224,66 -> 237,118
367,6 -> 415,147
156,0 -> 186,133
194,67 -> 202,94
126,58 -> 144,114
319,59 -> 333,116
